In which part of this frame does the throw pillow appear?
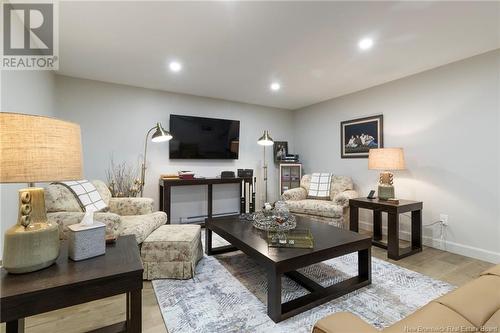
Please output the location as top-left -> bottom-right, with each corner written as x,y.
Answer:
307,173 -> 332,200
54,180 -> 109,212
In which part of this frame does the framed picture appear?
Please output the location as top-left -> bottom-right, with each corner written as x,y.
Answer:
341,115 -> 383,158
273,141 -> 288,162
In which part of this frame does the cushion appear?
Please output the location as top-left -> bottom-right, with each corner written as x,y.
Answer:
285,199 -> 343,218
307,173 -> 332,200
54,180 -> 108,212
45,183 -> 83,213
385,302 -> 476,333
483,309 -> 500,331
313,312 -> 377,333
92,180 -> 112,205
301,174 -> 354,200
435,274 -> 500,327
120,211 -> 167,244
481,264 -> 500,277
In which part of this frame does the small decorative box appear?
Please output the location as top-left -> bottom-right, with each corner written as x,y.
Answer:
68,221 -> 106,261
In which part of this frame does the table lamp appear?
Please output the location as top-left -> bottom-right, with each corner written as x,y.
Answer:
368,148 -> 405,200
257,130 -> 274,203
0,113 -> 83,273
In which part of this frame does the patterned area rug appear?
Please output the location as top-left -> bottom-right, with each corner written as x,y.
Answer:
153,231 -> 454,333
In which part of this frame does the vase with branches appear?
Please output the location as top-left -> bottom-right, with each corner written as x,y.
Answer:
105,156 -> 142,197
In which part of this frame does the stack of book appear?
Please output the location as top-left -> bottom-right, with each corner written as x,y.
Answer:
161,174 -> 180,180
178,171 -> 195,180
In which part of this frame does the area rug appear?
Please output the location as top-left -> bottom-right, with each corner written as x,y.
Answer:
152,232 -> 454,333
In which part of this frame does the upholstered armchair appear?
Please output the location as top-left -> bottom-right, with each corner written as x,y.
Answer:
282,174 -> 358,229
45,180 -> 166,244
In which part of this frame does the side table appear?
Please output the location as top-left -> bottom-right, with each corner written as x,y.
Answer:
1,235 -> 143,333
349,198 -> 423,260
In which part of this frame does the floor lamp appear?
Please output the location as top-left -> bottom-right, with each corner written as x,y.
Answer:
257,130 -> 274,203
140,122 -> 172,197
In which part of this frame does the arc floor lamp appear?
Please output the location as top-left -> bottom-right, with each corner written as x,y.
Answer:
257,130 -> 274,203
140,122 -> 172,196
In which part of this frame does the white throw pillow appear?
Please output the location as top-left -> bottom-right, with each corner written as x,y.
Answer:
307,173 -> 332,200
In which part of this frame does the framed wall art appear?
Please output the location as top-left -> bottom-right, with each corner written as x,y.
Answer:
341,115 -> 383,158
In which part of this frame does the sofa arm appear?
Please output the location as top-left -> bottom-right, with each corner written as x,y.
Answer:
334,190 -> 358,208
47,211 -> 122,239
313,312 -> 377,333
282,187 -> 307,201
108,197 -> 154,216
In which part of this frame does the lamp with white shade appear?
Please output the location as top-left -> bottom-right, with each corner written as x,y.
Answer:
0,112 -> 83,273
368,148 -> 405,200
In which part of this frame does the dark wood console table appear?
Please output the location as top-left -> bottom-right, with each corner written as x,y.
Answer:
349,198 -> 423,260
159,177 -> 252,224
1,235 -> 143,333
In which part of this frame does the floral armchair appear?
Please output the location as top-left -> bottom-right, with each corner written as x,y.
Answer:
282,174 -> 358,229
45,180 -> 166,244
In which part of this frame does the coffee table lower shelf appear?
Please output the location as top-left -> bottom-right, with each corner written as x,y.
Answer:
205,221 -> 372,323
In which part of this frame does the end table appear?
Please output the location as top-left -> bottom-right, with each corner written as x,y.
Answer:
349,198 -> 423,260
1,235 -> 143,333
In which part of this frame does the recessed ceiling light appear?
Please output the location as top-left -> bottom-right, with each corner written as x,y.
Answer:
270,82 -> 281,91
358,38 -> 374,51
169,61 -> 182,72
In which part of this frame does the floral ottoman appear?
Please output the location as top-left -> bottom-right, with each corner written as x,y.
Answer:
140,224 -> 203,280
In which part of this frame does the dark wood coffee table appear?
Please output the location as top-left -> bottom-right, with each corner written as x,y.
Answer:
1,235 -> 143,333
205,215 -> 372,323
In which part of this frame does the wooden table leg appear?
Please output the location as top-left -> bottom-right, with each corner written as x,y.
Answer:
205,226 -> 213,255
349,206 -> 359,232
411,210 -> 423,250
373,210 -> 382,241
387,213 -> 400,260
165,185 -> 171,224
6,319 -> 25,333
267,267 -> 282,323
128,289 -> 142,333
207,184 -> 213,222
358,247 -> 371,282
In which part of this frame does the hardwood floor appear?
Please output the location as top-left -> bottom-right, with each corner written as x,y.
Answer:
1,231 -> 494,333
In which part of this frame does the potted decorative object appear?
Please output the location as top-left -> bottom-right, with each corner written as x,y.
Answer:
105,157 -> 141,197
252,201 -> 296,232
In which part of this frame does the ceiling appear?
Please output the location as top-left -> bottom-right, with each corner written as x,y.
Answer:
58,1 -> 500,110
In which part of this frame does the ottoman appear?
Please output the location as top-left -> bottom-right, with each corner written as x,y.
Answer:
141,224 -> 203,280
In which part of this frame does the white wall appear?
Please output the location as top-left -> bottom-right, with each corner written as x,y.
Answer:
294,50 -> 500,263
54,75 -> 294,222
0,70 -> 56,258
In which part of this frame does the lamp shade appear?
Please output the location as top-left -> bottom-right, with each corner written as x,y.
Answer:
151,122 -> 172,143
368,148 -> 405,171
0,112 -> 83,183
257,130 -> 274,146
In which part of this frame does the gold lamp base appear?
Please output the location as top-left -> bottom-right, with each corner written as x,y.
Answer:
377,171 -> 396,200
2,188 -> 60,274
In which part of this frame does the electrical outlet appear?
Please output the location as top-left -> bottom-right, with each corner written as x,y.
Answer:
439,214 -> 449,226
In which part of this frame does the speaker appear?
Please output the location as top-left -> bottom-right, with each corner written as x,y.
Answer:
237,169 -> 253,178
221,171 -> 235,179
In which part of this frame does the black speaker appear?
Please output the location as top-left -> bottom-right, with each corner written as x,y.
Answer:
237,169 -> 253,178
221,171 -> 235,179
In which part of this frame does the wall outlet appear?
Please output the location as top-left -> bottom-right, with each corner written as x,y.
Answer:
439,214 -> 449,226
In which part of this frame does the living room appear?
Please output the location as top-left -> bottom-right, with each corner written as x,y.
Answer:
1,1 -> 499,333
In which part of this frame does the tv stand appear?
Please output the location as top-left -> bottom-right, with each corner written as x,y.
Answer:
159,177 -> 253,224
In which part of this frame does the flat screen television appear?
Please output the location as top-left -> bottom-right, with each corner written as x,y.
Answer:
169,115 -> 240,159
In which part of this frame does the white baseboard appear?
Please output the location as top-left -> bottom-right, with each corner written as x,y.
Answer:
358,220 -> 500,264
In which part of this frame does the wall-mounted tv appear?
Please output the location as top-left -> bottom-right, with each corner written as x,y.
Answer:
169,114 -> 240,159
